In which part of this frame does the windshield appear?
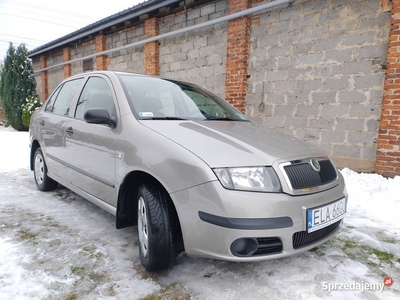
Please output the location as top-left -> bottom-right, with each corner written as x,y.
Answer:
118,75 -> 249,121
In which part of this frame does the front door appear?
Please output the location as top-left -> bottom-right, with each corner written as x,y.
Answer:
63,75 -> 118,206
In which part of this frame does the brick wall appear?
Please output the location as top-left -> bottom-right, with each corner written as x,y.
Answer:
95,35 -> 107,71
247,0 -> 390,172
32,58 -> 42,102
63,47 -> 72,78
145,18 -> 159,76
40,55 -> 49,102
225,0 -> 251,112
376,0 -> 400,177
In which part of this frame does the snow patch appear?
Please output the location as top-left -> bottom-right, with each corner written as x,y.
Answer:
0,128 -> 399,299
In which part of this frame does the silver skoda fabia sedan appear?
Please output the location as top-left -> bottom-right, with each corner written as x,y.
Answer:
30,71 -> 347,271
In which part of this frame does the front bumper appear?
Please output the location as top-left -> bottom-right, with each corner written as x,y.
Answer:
170,177 -> 347,261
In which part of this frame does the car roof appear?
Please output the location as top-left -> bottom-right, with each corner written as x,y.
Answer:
65,70 -> 149,79
62,71 -> 196,87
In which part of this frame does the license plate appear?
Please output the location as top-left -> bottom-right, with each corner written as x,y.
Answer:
307,198 -> 346,233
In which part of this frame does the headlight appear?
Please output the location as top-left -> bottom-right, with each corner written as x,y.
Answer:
213,167 -> 281,192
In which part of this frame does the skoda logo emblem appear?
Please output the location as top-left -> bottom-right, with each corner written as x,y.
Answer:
310,159 -> 321,172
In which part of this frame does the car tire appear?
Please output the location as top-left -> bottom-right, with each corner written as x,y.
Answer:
33,148 -> 58,191
137,182 -> 177,271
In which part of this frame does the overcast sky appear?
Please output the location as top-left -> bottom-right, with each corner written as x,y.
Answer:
0,0 -> 143,64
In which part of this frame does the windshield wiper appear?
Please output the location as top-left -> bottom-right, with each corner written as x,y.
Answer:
205,117 -> 246,121
144,117 -> 187,120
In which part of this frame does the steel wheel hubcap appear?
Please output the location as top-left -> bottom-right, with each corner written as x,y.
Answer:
138,196 -> 148,257
34,153 -> 44,186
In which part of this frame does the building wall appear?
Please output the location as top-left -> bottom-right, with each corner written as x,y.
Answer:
247,0 -> 390,171
377,0 -> 400,177
159,1 -> 228,98
32,58 -> 42,102
71,40 -> 96,75
106,24 -> 146,73
30,0 -> 396,175
47,50 -> 65,97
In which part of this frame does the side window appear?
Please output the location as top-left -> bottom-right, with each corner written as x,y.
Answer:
45,86 -> 61,112
75,77 -> 115,120
46,78 -> 83,116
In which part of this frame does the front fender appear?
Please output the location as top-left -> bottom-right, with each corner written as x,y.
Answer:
116,118 -> 217,193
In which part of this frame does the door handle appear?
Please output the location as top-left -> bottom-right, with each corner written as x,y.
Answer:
65,127 -> 73,134
40,120 -> 45,127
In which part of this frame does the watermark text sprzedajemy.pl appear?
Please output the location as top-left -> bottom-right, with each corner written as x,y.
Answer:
322,281 -> 385,292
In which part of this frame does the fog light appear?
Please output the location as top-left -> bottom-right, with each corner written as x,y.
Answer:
231,238 -> 258,257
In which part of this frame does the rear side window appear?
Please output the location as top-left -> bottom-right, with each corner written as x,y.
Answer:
45,78 -> 83,116
45,86 -> 61,113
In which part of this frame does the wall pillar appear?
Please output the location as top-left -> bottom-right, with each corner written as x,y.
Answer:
40,55 -> 48,103
95,34 -> 107,71
376,0 -> 400,177
63,47 -> 72,78
144,17 -> 159,76
225,0 -> 251,113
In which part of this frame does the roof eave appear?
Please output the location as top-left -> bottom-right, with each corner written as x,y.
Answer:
28,0 -> 181,58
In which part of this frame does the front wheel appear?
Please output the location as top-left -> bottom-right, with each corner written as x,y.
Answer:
137,182 -> 177,271
33,148 -> 58,191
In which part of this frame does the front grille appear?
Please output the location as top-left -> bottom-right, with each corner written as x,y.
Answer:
253,237 -> 283,256
283,159 -> 337,190
292,220 -> 341,249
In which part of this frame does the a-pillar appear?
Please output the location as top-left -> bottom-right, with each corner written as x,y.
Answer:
63,47 -> 72,78
376,0 -> 400,177
225,0 -> 251,113
40,55 -> 48,103
96,34 -> 107,71
144,17 -> 159,76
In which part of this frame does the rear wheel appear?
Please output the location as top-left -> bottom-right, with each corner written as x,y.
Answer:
137,182 -> 177,271
33,148 -> 58,191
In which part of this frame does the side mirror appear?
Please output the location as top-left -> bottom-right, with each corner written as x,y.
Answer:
84,108 -> 116,128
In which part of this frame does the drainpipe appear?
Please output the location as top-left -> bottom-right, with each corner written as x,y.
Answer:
35,0 -> 294,73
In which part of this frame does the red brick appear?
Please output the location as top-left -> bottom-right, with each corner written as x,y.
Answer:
63,47 -> 72,78
144,18 -> 159,76
95,35 -> 107,71
225,1 -> 250,112
40,56 -> 48,102
375,165 -> 395,172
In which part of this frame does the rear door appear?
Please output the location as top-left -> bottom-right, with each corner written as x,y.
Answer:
63,75 -> 118,206
39,78 -> 84,177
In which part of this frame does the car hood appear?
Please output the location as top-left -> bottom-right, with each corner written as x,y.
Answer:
140,120 -> 325,167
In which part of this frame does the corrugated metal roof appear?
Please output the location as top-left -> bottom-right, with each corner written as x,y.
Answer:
28,0 -> 182,58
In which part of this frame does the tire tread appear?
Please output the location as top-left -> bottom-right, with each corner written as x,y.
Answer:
138,182 -> 177,271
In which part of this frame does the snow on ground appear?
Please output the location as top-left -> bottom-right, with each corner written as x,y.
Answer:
0,126 -> 399,300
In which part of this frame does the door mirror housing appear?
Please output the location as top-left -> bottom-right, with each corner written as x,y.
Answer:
84,108 -> 116,128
